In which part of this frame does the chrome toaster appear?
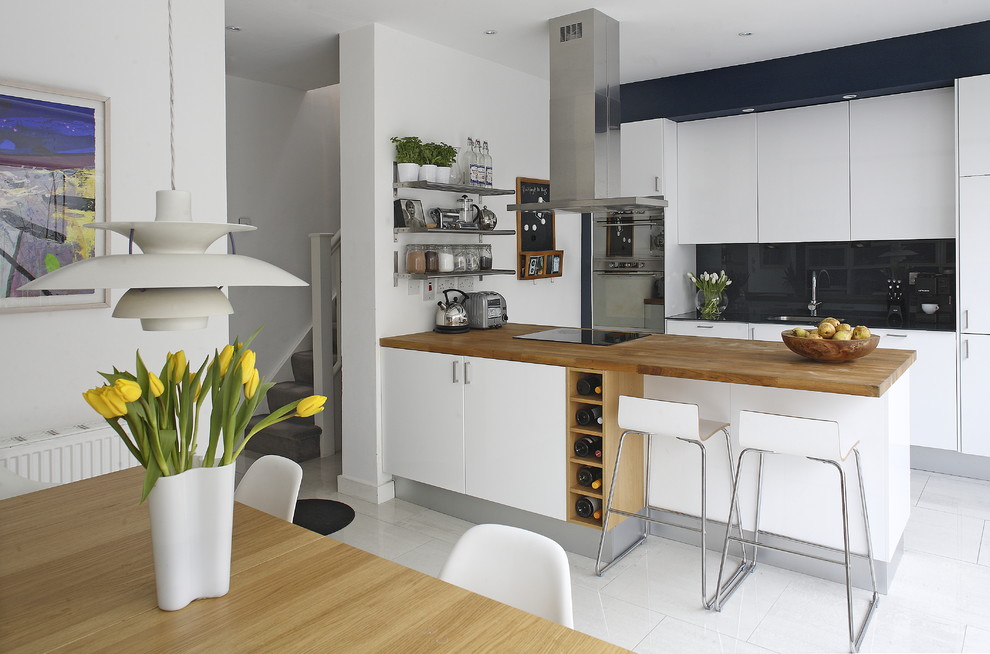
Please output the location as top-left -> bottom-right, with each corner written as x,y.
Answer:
464,291 -> 508,329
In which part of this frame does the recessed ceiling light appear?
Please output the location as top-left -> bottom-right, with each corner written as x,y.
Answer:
225,25 -> 243,32
742,108 -> 755,113
738,31 -> 753,37
484,29 -> 498,35
842,94 -> 858,99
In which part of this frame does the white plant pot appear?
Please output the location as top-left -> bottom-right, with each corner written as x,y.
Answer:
396,163 -> 420,183
148,463 -> 235,611
435,166 -> 452,184
418,164 -> 438,182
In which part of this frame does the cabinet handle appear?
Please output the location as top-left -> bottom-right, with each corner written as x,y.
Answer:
697,325 -> 714,329
452,360 -> 459,383
886,333 -> 908,338
749,326 -> 755,340
654,176 -> 661,193
964,309 -> 970,331
964,339 -> 970,360
464,361 -> 472,384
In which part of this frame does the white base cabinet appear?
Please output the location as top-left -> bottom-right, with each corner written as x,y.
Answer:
960,334 -> 990,458
665,320 -> 750,339
959,175 -> 990,334
382,348 -> 565,519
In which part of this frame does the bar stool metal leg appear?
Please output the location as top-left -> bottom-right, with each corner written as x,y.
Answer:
595,430 -> 647,576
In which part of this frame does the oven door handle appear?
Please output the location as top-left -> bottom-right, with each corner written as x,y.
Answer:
593,271 -> 660,276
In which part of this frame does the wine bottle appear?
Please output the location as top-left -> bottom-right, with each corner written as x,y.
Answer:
575,496 -> 602,520
576,375 -> 602,396
575,405 -> 603,426
576,466 -> 602,489
573,435 -> 603,459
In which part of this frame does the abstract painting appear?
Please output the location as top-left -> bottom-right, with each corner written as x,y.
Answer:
0,80 -> 108,312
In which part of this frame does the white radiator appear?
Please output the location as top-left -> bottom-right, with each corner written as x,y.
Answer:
0,423 -> 140,484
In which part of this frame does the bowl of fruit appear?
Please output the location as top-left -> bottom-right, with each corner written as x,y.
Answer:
781,318 -> 880,362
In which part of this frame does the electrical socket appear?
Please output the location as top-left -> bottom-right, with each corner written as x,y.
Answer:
407,279 -> 420,296
423,279 -> 436,302
436,277 -> 459,293
458,276 -> 475,292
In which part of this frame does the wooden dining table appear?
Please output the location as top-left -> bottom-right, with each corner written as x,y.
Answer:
0,467 -> 625,653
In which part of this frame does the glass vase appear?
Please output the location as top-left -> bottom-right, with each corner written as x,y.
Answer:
695,290 -> 728,319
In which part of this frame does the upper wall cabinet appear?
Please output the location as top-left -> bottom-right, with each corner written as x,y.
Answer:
621,118 -> 664,197
757,103 -> 850,243
677,114 -> 758,244
959,74 -> 990,177
849,88 -> 955,240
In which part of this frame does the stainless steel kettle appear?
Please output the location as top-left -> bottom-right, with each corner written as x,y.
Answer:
435,289 -> 470,333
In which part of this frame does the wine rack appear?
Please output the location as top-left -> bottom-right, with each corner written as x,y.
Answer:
565,368 -> 644,529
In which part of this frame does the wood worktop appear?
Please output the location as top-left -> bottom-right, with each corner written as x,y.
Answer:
380,324 -> 916,397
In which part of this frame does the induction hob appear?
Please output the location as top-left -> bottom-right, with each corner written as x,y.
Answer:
513,327 -> 651,346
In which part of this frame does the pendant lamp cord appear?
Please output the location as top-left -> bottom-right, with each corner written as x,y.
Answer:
168,0 -> 176,191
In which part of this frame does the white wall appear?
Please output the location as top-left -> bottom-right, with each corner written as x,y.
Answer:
226,77 -> 340,378
0,0 -> 228,436
339,24 -> 579,497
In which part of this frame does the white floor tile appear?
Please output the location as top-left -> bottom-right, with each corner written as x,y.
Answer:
570,585 -> 667,651
747,573 -> 966,654
567,545 -> 648,592
884,549 -> 990,632
635,616 -> 778,654
329,511 -> 432,560
904,505 -> 984,563
396,507 -> 474,544
979,522 -> 989,568
917,473 -> 990,521
963,625 -> 990,653
910,469 -> 929,506
600,538 -> 793,641
389,538 -> 454,578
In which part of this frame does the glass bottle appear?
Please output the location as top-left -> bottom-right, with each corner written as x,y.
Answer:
482,141 -> 493,188
465,137 -> 478,186
471,137 -> 482,185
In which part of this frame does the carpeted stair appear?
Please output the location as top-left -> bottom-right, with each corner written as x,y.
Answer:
245,350 -> 322,463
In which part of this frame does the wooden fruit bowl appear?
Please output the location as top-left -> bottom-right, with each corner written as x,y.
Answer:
781,329 -> 881,362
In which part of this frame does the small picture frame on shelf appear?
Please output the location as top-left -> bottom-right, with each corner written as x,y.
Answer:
548,254 -> 561,275
527,254 -> 544,277
393,199 -> 426,229
519,249 -> 563,280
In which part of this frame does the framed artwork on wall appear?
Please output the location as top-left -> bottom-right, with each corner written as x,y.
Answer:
0,80 -> 110,313
515,176 -> 563,280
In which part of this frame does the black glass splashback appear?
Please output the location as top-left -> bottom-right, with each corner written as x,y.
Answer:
696,239 -> 955,314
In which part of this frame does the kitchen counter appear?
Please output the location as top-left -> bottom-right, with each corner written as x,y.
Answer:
380,323 -> 915,398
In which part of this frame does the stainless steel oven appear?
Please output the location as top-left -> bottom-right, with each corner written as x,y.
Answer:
592,257 -> 664,332
591,213 -> 665,333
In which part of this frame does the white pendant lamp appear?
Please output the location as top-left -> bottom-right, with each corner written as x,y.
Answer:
19,1 -> 306,330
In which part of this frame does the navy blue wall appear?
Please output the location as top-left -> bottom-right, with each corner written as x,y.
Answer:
622,20 -> 990,122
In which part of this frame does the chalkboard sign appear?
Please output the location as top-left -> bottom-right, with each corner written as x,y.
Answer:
516,177 -> 555,253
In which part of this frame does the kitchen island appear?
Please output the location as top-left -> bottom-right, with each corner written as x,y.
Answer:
380,324 -> 915,591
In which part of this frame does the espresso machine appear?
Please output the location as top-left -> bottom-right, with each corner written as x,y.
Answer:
910,272 -> 955,328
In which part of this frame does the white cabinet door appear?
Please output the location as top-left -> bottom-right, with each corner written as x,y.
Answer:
959,176 -> 990,334
666,320 -> 750,339
872,329 -> 957,451
758,103 -> 850,243
463,358 -> 566,520
621,118 -> 664,197
961,335 -> 990,457
382,348 -> 465,493
677,114 -> 758,244
850,89 -> 955,240
959,74 -> 990,177
749,323 -> 816,342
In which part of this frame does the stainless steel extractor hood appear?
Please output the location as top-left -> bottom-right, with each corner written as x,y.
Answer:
507,9 -> 666,216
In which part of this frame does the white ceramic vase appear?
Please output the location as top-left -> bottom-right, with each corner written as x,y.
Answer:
435,166 -> 452,184
148,462 -> 235,611
396,162 -> 420,182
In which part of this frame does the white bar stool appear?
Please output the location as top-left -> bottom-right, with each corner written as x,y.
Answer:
595,396 -> 750,608
713,410 -> 879,653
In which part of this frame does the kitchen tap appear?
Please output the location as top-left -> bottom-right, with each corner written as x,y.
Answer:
808,269 -> 831,314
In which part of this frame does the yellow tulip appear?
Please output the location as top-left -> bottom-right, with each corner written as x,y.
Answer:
113,379 -> 142,403
83,388 -> 116,419
217,344 -> 234,377
94,385 -> 128,418
244,368 -> 260,399
296,395 -> 327,418
169,350 -> 187,379
238,349 -> 256,384
148,372 -> 164,397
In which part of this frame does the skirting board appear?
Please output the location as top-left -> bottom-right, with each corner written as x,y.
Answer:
911,446 -> 990,482
337,474 -> 395,504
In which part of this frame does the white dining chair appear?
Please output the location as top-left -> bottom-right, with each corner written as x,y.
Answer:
234,455 -> 303,522
440,523 -> 574,628
0,465 -> 55,501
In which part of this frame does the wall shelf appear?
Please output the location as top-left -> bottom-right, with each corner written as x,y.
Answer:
393,180 -> 514,196
393,227 -> 515,243
392,268 -> 515,287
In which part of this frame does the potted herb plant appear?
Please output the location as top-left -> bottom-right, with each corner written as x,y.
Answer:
426,141 -> 458,184
391,136 -> 423,182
